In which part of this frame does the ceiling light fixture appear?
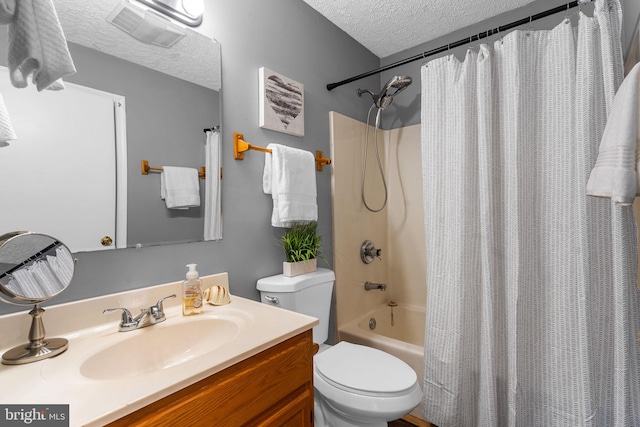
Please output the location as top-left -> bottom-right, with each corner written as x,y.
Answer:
133,0 -> 203,27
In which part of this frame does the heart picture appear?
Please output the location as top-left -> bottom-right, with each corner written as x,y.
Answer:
259,67 -> 304,136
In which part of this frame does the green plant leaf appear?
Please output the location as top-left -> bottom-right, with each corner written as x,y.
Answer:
280,221 -> 322,263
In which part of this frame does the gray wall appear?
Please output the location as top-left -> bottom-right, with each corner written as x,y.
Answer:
379,0 -> 640,130
0,0 -> 379,315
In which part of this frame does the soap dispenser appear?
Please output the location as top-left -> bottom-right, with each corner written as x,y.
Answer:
182,263 -> 202,316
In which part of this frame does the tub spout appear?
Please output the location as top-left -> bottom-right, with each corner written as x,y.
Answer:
364,281 -> 386,291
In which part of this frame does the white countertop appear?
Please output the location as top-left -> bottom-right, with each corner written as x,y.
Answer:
0,273 -> 318,426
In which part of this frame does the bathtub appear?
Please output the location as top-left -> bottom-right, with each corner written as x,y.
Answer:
338,303 -> 426,422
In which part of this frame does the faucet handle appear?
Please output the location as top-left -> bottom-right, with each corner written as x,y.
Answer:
154,294 -> 176,310
103,307 -> 136,328
149,294 -> 176,323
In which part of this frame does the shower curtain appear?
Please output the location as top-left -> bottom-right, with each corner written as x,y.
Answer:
421,0 -> 640,425
204,129 -> 222,241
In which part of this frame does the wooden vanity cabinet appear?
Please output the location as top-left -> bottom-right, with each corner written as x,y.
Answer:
107,330 -> 314,427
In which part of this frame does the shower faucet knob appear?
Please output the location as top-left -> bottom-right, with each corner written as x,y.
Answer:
361,240 -> 382,264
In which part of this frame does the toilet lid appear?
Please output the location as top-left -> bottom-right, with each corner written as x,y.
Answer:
314,341 -> 417,394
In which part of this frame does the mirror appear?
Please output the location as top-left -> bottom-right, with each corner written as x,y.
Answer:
0,231 -> 75,364
0,0 -> 221,252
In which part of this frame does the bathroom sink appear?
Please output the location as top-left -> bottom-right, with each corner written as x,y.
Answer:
79,317 -> 239,381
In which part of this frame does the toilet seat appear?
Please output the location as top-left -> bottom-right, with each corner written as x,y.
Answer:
314,341 -> 417,396
313,341 -> 422,425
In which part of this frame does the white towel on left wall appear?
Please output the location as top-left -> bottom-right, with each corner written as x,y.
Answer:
161,166 -> 200,209
7,0 -> 76,91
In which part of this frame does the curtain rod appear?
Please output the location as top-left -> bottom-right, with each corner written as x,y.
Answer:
326,0 -> 591,91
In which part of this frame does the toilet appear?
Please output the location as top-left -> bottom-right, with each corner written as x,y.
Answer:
257,268 -> 422,427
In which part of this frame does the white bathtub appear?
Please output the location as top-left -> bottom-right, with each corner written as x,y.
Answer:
338,303 -> 426,421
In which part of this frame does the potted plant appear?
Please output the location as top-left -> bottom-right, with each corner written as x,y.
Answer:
280,221 -> 322,277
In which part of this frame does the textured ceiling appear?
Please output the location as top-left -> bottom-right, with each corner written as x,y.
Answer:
53,0 -> 220,90
303,0 -> 544,58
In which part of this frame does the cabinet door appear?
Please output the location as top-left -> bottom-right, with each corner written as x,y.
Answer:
253,388 -> 313,427
107,331 -> 314,427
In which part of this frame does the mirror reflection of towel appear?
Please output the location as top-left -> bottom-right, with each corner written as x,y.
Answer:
161,166 -> 200,209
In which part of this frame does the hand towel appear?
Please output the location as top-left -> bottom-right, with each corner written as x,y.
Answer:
7,0 -> 76,91
586,62 -> 640,205
263,143 -> 317,227
161,166 -> 200,209
0,0 -> 15,24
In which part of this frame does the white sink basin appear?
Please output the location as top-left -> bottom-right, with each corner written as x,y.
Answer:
79,317 -> 239,380
40,310 -> 248,384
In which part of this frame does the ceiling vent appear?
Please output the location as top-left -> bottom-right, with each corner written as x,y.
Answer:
106,2 -> 186,48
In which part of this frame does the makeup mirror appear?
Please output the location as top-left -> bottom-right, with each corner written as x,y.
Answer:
0,231 -> 75,365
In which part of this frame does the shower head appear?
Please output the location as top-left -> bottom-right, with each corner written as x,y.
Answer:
381,75 -> 412,98
357,75 -> 412,109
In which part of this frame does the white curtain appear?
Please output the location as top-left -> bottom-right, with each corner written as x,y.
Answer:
204,129 -> 222,241
421,0 -> 640,425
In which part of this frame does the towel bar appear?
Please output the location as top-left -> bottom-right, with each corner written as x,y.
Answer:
233,132 -> 332,172
141,160 -> 206,179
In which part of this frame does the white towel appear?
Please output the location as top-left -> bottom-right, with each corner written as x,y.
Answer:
0,0 -> 15,24
586,62 -> 640,205
263,143 -> 317,227
161,166 -> 200,209
7,0 -> 76,91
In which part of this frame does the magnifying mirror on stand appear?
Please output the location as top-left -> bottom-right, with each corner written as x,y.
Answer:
0,231 -> 76,365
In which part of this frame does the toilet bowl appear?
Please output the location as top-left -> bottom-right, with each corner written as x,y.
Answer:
313,341 -> 422,427
257,269 -> 422,426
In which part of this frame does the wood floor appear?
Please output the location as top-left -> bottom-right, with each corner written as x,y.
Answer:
388,416 -> 436,427
388,419 -> 417,426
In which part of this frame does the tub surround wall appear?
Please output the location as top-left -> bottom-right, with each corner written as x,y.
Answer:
387,125 -> 426,306
330,112 -> 388,329
330,112 -> 426,330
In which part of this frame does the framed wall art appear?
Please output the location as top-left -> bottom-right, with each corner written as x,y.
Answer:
259,67 -> 304,137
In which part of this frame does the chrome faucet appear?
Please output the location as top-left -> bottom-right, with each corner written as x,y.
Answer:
149,294 -> 177,324
364,281 -> 387,291
103,294 -> 176,332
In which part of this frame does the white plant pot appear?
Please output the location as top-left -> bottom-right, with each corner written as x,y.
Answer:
283,258 -> 317,277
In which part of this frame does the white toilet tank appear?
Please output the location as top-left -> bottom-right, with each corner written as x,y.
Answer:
257,268 -> 335,344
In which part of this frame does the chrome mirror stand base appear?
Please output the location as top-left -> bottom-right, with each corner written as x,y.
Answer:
1,304 -> 68,365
